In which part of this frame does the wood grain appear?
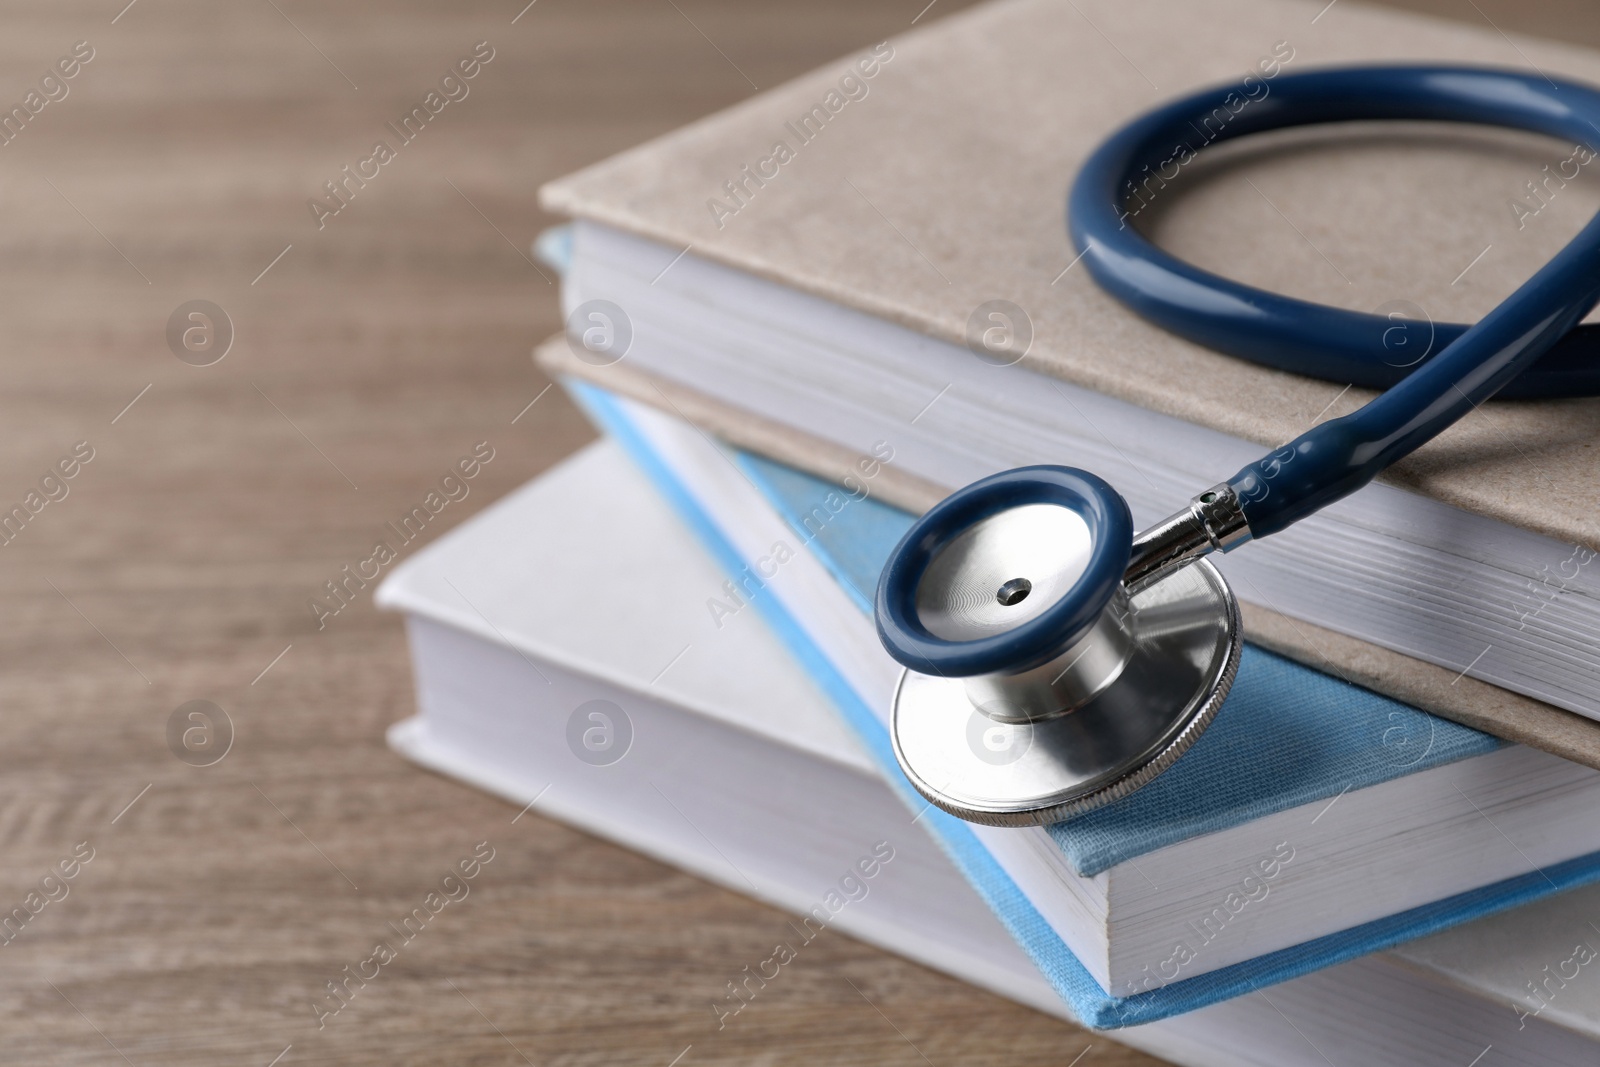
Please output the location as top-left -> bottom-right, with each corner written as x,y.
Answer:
0,1 -> 1590,1064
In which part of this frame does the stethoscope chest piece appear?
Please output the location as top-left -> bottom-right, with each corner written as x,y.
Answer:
877,466 -> 1242,826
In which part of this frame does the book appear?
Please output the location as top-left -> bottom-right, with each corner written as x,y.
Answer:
376,434 -> 1600,1064
535,0 -> 1600,765
569,379 -> 1600,1027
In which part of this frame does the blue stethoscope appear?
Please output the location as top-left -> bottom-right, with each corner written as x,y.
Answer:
874,66 -> 1600,826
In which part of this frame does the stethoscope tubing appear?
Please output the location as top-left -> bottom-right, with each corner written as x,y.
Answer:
1069,65 -> 1600,538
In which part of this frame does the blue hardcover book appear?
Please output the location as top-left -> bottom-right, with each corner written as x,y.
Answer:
567,379 -> 1600,1029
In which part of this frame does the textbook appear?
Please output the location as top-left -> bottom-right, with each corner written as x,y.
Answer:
569,380 -> 1600,1027
377,436 -> 1600,1063
536,0 -> 1600,765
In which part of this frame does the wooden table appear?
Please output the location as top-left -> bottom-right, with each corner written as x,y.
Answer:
2,1 -> 1591,1063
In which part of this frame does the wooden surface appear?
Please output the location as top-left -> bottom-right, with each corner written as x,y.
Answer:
2,1 -> 1593,1064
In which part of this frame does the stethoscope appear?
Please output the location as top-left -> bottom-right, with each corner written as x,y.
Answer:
874,66 -> 1600,826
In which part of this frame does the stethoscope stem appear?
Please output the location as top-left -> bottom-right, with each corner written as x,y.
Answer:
1125,483 -> 1250,592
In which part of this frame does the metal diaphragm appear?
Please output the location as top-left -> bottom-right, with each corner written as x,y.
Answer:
877,465 -> 1245,827
890,556 -> 1240,826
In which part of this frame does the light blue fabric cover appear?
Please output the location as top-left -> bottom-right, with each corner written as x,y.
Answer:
734,452 -> 1502,874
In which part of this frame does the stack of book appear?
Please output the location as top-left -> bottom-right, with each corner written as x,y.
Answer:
380,0 -> 1600,1060
377,426 -> 1600,1064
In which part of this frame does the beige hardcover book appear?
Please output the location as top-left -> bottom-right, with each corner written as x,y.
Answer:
537,0 -> 1600,763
